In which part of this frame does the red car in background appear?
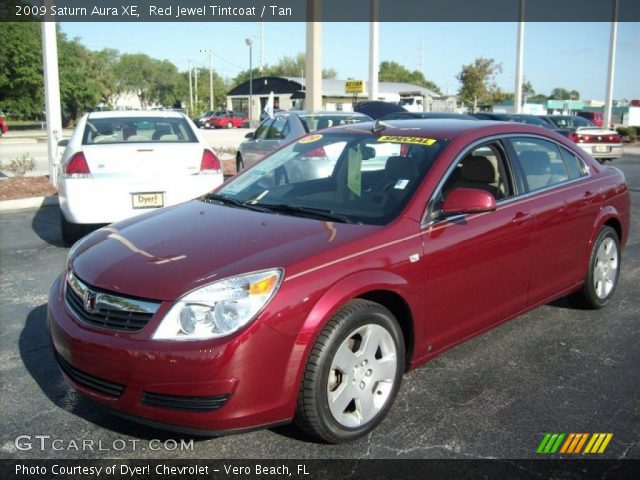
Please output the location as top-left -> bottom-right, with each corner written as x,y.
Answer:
48,120 -> 629,443
210,111 -> 247,129
0,117 -> 8,136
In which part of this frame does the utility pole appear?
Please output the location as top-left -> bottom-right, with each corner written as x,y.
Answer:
604,0 -> 619,128
369,0 -> 379,101
41,15 -> 62,187
200,49 -> 214,111
260,22 -> 264,71
246,38 -> 253,122
513,0 -> 525,114
305,0 -> 322,112
188,60 -> 193,114
194,68 -> 199,112
420,39 -> 424,76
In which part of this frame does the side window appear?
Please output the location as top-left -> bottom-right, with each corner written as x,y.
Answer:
266,117 -> 288,139
559,146 -> 588,179
442,142 -> 514,201
511,137 -> 570,192
254,119 -> 272,139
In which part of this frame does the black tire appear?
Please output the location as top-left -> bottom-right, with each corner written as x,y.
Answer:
569,225 -> 620,309
236,154 -> 244,173
60,211 -> 84,246
226,121 -> 233,129
295,299 -> 405,443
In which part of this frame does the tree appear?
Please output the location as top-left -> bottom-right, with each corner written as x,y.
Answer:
456,57 -> 502,106
378,61 -> 441,94
0,22 -> 44,119
549,87 -> 580,100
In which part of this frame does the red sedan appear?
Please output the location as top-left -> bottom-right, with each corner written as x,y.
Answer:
48,120 -> 630,443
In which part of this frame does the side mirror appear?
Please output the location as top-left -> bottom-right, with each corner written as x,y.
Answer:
57,139 -> 69,147
245,132 -> 255,139
442,188 -> 496,216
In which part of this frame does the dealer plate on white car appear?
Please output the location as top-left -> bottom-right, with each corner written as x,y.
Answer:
594,145 -> 610,153
132,192 -> 164,209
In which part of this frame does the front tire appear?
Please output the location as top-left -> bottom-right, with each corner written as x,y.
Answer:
204,121 -> 211,129
295,299 -> 405,443
60,211 -> 84,246
569,225 -> 620,309
226,121 -> 233,129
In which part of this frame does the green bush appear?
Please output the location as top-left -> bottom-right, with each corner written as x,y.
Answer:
616,126 -> 637,143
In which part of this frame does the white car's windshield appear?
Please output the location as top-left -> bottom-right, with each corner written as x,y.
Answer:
212,132 -> 447,225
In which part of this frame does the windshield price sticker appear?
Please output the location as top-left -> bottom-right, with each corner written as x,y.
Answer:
378,136 -> 437,146
299,134 -> 323,144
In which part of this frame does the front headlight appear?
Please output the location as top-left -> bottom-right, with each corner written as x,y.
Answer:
152,269 -> 283,341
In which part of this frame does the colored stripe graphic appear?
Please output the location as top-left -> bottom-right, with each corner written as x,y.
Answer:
538,433 -> 613,454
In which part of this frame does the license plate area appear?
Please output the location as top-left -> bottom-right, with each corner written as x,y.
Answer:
132,192 -> 164,209
594,145 -> 610,153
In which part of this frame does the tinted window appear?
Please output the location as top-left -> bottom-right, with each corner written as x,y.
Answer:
559,147 -> 588,178
254,119 -> 272,139
511,138 -> 570,192
83,117 -> 196,144
265,116 -> 288,139
299,114 -> 369,132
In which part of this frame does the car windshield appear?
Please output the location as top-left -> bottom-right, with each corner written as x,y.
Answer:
298,114 -> 369,132
212,132 -> 447,225
82,117 -> 197,144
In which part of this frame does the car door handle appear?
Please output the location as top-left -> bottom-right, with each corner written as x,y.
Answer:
583,191 -> 596,201
512,212 -> 533,226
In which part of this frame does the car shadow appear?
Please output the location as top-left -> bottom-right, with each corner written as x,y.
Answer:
31,202 -> 65,247
19,304 -> 207,442
547,297 -> 577,310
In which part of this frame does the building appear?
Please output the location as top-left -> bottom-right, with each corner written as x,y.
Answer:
226,76 -> 456,121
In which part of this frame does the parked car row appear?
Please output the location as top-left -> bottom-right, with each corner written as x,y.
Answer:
195,110 -> 248,129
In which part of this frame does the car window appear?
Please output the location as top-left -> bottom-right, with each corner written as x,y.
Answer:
83,117 -> 197,144
511,137 -> 570,192
265,116 -> 288,140
559,146 -> 588,179
440,141 -> 514,202
218,133 -> 447,226
254,119 -> 272,140
299,115 -> 369,132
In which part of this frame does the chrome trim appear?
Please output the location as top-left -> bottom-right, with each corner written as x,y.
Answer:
421,132 -> 593,229
66,270 -> 160,315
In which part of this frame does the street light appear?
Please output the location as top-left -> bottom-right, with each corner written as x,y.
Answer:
200,48 -> 214,111
245,38 -> 253,123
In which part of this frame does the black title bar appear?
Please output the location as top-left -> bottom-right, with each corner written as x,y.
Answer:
1,0 -> 639,22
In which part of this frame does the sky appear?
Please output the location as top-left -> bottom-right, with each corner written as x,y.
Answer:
60,21 -> 640,101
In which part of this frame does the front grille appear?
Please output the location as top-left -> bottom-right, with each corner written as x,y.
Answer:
64,271 -> 160,332
56,352 -> 125,397
142,392 -> 230,412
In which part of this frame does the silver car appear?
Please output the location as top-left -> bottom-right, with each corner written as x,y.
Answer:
236,111 -> 371,172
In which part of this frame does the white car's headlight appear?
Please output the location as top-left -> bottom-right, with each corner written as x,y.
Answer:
153,269 -> 283,341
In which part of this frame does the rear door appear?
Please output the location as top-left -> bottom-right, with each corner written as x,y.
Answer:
506,136 -> 600,305
242,119 -> 272,167
422,139 -> 534,354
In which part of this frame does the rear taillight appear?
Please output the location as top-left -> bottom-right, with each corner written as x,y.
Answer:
64,152 -> 90,176
568,133 -> 580,142
200,149 -> 221,173
609,134 -> 621,143
400,144 -> 410,156
302,146 -> 327,159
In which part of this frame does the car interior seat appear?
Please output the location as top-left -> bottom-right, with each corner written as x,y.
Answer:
449,155 -> 499,197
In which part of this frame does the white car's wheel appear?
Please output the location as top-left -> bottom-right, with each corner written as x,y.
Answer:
60,211 -> 85,246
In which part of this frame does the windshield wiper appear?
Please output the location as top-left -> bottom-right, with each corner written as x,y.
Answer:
203,193 -> 271,213
256,203 -> 356,224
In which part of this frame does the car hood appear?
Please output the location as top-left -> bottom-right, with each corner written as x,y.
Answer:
70,200 -> 380,301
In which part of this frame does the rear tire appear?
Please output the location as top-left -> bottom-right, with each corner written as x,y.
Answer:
204,121 -> 211,129
236,154 -> 244,173
60,211 -> 84,246
226,121 -> 233,129
569,225 -> 620,309
295,299 -> 405,443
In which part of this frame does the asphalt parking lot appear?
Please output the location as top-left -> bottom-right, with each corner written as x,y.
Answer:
0,151 -> 638,460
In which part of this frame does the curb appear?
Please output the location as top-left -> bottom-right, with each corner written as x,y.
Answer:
0,195 -> 58,213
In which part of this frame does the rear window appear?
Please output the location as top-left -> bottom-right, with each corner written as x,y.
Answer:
82,117 -> 197,145
298,114 -> 369,132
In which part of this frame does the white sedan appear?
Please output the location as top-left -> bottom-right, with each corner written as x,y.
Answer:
56,111 -> 223,244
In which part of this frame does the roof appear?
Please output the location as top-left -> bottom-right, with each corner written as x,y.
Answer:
227,76 -> 441,98
88,110 -> 185,119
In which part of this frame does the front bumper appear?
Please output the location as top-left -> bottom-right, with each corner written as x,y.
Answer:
47,275 -> 297,433
577,143 -> 624,159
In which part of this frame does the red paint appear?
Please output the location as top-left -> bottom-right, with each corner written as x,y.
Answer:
48,120 -> 631,434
